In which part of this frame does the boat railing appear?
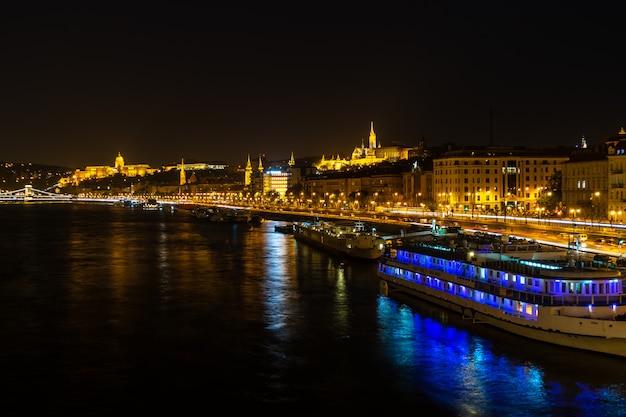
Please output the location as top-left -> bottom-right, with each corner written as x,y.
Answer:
381,255 -> 626,307
473,281 -> 625,306
403,242 -> 469,262
481,260 -> 566,279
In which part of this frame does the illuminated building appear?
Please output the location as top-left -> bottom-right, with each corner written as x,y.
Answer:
607,130 -> 626,221
316,121 -> 421,171
61,152 -> 157,186
244,152 -> 295,197
562,128 -> 626,221
560,128 -> 626,221
561,151 -> 607,221
173,161 -> 228,171
179,158 -> 186,186
433,148 -> 569,216
244,154 -> 253,186
263,169 -> 291,197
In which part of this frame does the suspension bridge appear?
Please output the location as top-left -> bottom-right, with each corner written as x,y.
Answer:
0,185 -> 181,208
0,185 -> 109,203
0,185 -> 72,202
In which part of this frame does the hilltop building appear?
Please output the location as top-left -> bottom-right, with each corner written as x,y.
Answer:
316,121 -> 422,171
172,161 -> 228,171
60,152 -> 157,186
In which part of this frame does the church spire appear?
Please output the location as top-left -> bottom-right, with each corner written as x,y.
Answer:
179,158 -> 186,186
289,151 -> 295,167
244,153 -> 253,186
368,121 -> 376,150
257,154 -> 264,172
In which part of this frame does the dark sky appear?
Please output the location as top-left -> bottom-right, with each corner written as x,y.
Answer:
1,1 -> 625,168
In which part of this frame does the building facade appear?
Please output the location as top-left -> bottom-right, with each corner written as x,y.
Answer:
433,148 -> 569,216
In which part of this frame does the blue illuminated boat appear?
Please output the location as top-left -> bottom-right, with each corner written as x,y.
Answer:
377,228 -> 626,357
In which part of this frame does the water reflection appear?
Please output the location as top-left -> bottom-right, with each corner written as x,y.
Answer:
377,293 -> 626,416
331,262 -> 349,337
263,227 -> 297,334
4,204 -> 626,416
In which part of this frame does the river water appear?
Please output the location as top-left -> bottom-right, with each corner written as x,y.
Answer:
1,203 -> 626,417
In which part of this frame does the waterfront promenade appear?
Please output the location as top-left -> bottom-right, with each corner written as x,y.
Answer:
4,185 -> 626,260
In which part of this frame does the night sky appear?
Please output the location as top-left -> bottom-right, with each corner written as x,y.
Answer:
1,1 -> 625,168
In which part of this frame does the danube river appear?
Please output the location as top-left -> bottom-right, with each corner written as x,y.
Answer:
1,203 -> 626,417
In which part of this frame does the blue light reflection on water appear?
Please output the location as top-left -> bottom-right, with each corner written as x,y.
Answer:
376,295 -> 626,417
3,204 -> 626,416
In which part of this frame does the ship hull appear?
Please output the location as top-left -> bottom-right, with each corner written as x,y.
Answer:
293,221 -> 386,260
379,271 -> 626,357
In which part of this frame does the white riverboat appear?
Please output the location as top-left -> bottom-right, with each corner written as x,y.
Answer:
142,198 -> 162,211
293,219 -> 386,260
193,205 -> 261,224
377,228 -> 626,357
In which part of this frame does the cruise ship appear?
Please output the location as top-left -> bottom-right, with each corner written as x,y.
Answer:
293,219 -> 387,260
377,227 -> 626,357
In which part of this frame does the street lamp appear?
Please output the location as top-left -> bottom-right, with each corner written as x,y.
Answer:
536,206 -> 545,224
590,191 -> 600,220
610,210 -> 623,225
570,208 -> 581,231
503,191 -> 511,219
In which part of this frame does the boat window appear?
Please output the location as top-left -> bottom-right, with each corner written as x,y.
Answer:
524,304 -> 534,316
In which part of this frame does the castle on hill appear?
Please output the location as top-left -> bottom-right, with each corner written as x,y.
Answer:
316,121 -> 423,171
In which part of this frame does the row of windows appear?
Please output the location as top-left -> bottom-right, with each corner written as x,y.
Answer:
435,159 -> 562,166
399,250 -> 625,296
436,176 -> 550,185
610,190 -> 626,200
386,263 -> 538,319
549,280 -> 619,295
435,170 -> 556,177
